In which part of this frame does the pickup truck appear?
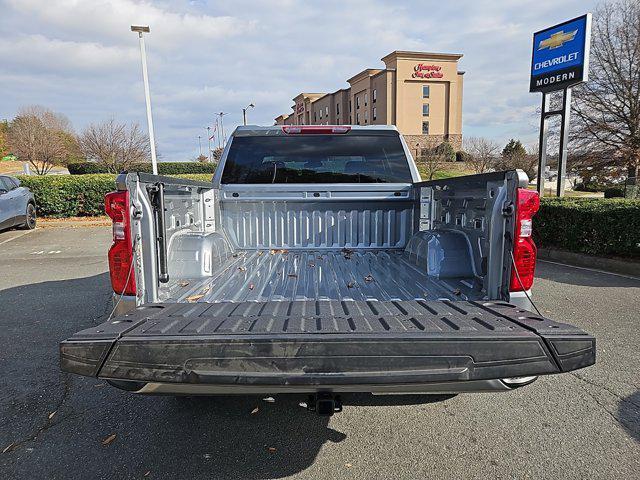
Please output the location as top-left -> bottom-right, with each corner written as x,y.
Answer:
60,125 -> 595,414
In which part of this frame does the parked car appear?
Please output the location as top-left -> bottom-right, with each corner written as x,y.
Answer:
0,175 -> 36,231
60,126 -> 595,415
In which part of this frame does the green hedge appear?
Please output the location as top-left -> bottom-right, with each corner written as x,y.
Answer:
17,174 -> 116,217
534,198 -> 640,257
17,173 -> 214,217
67,162 -> 217,175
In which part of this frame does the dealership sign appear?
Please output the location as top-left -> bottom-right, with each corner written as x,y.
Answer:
530,14 -> 591,92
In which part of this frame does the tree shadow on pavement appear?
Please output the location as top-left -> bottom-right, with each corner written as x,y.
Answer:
0,273 -> 451,480
535,260 -> 640,288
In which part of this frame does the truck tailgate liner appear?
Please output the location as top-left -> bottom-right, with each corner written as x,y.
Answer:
60,300 -> 595,387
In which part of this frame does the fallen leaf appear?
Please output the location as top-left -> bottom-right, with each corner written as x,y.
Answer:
94,383 -> 106,388
347,281 -> 356,288
186,294 -> 204,303
267,447 -> 277,454
238,266 -> 247,272
308,262 -> 315,268
2,443 -> 15,454
178,281 -> 189,287
345,463 -> 353,468
263,396 -> 275,403
287,273 -> 298,278
144,471 -> 151,477
251,407 -> 259,414
48,411 -> 56,420
232,253 -> 239,257
101,434 -> 117,446
364,274 -> 374,282
257,251 -> 264,256
248,283 -> 255,290
452,289 -> 461,296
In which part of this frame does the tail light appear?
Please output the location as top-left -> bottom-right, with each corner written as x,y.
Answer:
105,191 -> 136,296
510,188 -> 540,292
282,125 -> 351,134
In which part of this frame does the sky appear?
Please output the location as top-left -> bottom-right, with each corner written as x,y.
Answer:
0,0 -> 602,161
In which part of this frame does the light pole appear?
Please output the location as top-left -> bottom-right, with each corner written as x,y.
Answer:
242,103 -> 255,126
206,126 -> 212,161
131,25 -> 158,175
198,135 -> 202,156
219,112 -> 227,147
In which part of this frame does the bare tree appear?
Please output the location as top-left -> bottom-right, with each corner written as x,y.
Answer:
572,0 -> 640,182
79,119 -> 150,173
7,113 -> 68,175
464,137 -> 499,173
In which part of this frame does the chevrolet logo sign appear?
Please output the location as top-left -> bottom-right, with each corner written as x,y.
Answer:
538,29 -> 578,50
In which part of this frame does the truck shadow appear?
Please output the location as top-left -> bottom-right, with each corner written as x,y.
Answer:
0,272 -> 452,480
617,390 -> 640,444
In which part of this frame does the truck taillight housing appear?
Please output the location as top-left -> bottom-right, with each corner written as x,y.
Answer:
105,190 -> 136,296
510,188 -> 540,292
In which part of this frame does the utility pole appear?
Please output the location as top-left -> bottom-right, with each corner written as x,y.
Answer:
131,25 -> 158,175
242,103 -> 255,126
198,135 -> 202,156
206,126 -> 212,161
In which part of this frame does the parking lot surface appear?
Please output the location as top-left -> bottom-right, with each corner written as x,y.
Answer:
1,226 -> 639,479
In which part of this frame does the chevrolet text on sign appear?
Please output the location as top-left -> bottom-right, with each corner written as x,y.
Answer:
530,14 -> 591,93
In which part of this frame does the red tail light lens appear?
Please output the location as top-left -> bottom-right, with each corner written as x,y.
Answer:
105,191 -> 136,296
510,188 -> 540,292
282,125 -> 351,134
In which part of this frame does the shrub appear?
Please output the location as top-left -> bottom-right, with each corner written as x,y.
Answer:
604,186 -> 625,198
67,162 -> 217,175
17,173 -> 214,217
17,174 -> 116,217
534,198 -> 640,257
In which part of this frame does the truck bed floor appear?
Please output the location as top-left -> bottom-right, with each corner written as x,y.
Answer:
161,250 -> 481,303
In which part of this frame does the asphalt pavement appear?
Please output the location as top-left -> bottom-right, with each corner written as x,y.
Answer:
1,226 -> 639,479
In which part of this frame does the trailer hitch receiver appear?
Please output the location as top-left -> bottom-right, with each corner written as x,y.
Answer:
307,393 -> 342,416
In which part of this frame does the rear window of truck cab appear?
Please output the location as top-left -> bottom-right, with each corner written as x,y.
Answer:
220,134 -> 412,184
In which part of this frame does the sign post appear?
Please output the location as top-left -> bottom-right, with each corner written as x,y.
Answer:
530,14 -> 591,196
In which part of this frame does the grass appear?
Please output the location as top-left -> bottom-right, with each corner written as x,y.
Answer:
416,161 -> 473,181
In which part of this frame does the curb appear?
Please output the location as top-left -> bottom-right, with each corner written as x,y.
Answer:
537,248 -> 640,277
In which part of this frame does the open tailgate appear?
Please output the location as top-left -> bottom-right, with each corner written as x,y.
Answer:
60,300 -> 595,389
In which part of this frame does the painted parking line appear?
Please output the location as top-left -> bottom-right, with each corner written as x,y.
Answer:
0,230 -> 34,246
538,259 -> 640,281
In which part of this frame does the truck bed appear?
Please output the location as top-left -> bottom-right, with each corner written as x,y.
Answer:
160,249 -> 481,303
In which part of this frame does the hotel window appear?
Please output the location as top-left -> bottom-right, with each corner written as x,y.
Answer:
336,103 -> 340,115
356,112 -> 360,125
319,109 -> 323,119
373,89 -> 377,102
373,107 -> 377,121
422,121 -> 429,134
356,96 -> 360,109
314,112 -> 317,122
349,100 -> 352,112
423,85 -> 430,98
364,111 -> 368,124
364,93 -> 368,106
325,106 -> 329,116
422,104 -> 430,116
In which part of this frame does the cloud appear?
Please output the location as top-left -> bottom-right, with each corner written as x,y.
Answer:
0,0 -> 600,160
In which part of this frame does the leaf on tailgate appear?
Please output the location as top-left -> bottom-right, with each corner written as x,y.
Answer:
347,281 -> 356,288
48,411 -> 56,420
101,434 -> 117,446
144,471 -> 151,477
364,274 -> 374,282
238,266 -> 247,272
178,281 -> 190,287
248,283 -> 255,290
251,407 -> 259,414
267,447 -> 277,454
186,294 -> 204,303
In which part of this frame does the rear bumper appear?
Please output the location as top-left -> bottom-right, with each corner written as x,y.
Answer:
60,300 -> 595,394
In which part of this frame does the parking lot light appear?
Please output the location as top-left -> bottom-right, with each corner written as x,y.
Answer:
131,25 -> 158,175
